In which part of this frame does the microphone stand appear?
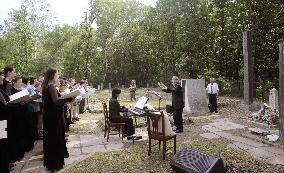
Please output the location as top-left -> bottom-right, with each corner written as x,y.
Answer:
158,97 -> 161,111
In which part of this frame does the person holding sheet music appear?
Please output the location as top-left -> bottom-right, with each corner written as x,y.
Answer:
2,66 -> 16,96
0,70 -> 5,89
109,88 -> 135,138
11,77 -> 23,95
42,68 -> 74,171
0,88 -> 10,173
158,76 -> 184,133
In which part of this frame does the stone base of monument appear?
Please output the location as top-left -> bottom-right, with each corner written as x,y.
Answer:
238,104 -> 261,111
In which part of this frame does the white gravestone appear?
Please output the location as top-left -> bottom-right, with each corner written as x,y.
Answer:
0,120 -> 7,139
183,79 -> 208,115
269,88 -> 279,110
101,83 -> 104,90
109,83 -> 111,89
97,85 -> 100,90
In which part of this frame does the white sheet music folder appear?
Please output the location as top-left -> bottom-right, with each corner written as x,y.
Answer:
134,96 -> 149,109
9,89 -> 31,104
59,89 -> 80,100
0,120 -> 7,139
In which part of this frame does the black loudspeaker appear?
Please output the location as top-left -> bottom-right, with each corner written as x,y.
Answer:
170,147 -> 226,173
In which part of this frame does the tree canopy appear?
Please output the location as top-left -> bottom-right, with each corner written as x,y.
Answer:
0,0 -> 283,96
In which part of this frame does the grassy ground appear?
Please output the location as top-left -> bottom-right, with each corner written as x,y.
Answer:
64,89 -> 284,173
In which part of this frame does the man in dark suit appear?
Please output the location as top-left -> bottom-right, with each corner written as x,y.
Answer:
158,76 -> 184,133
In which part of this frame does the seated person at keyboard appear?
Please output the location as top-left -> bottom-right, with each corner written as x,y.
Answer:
109,88 -> 134,138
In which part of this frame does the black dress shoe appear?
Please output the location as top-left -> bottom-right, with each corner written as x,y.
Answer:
175,129 -> 183,133
134,136 -> 142,140
127,136 -> 134,140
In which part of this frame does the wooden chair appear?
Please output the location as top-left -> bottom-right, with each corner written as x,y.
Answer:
102,102 -> 125,142
147,110 -> 176,160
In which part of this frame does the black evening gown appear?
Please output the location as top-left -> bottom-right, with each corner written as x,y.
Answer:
8,87 -> 34,162
42,84 -> 70,171
0,89 -> 10,173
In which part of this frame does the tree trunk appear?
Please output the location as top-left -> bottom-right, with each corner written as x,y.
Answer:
279,43 -> 284,139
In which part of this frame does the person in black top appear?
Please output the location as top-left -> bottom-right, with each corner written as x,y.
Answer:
158,76 -> 184,133
109,88 -> 134,137
2,67 -> 16,96
42,68 -> 73,171
0,89 -> 10,173
0,70 -> 4,90
11,77 -> 22,95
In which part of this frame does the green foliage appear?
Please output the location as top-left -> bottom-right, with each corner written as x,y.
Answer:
0,0 -> 283,94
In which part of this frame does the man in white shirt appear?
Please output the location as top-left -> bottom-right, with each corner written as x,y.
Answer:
206,78 -> 219,113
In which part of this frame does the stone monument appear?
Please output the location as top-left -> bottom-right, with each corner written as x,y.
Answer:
183,79 -> 208,115
243,31 -> 253,105
109,82 -> 111,89
279,43 -> 284,139
101,83 -> 104,90
97,85 -> 100,90
269,88 -> 278,110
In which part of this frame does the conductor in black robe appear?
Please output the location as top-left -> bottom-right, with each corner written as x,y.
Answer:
159,76 -> 184,133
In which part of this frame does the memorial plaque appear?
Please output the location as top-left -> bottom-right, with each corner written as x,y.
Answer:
0,120 -> 7,139
269,88 -> 278,110
184,79 -> 208,115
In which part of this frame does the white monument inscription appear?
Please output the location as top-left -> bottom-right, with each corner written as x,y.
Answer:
183,79 -> 208,115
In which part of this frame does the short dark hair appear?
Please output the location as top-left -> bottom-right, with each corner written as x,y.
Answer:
3,66 -> 14,77
80,80 -> 86,85
112,88 -> 121,98
22,77 -> 29,85
29,77 -> 36,85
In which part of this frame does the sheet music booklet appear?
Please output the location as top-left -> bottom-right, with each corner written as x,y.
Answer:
134,96 -> 149,109
59,89 -> 81,100
9,89 -> 31,104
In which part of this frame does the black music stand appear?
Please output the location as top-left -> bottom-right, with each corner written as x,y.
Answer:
158,97 -> 161,111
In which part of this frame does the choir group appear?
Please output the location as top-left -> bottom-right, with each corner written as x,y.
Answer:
0,66 -> 90,172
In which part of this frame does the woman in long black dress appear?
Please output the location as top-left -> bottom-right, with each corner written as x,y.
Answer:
42,68 -> 73,171
0,88 -> 10,173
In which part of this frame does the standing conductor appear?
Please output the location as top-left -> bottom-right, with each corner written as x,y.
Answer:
158,76 -> 184,133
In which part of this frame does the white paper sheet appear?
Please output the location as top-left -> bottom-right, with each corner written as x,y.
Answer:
0,120 -> 7,139
9,89 -> 31,104
134,96 -> 149,109
59,89 -> 81,100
